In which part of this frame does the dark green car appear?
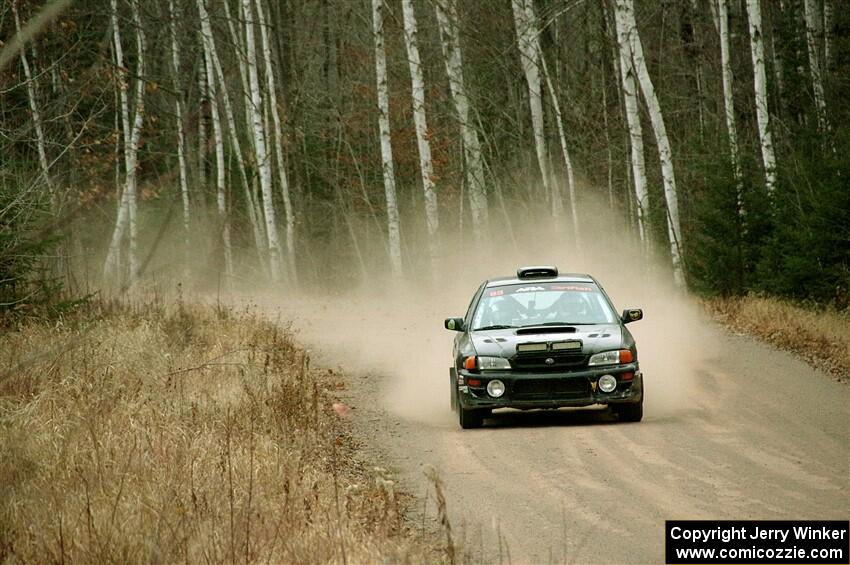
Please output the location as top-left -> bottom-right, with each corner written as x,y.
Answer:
445,266 -> 645,429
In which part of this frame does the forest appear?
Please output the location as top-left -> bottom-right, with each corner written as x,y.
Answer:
1,0 -> 848,309
2,3 -> 849,563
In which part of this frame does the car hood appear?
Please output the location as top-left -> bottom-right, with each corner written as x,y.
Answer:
470,325 -> 624,357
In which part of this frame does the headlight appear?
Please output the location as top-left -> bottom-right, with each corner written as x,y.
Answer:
486,379 -> 506,397
598,374 -> 617,393
587,349 -> 634,366
588,351 -> 620,366
477,356 -> 511,371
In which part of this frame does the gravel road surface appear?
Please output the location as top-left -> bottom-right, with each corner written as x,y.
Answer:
274,292 -> 849,564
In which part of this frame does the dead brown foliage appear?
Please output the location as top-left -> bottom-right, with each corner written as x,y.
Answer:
707,295 -> 850,382
0,299 -> 434,563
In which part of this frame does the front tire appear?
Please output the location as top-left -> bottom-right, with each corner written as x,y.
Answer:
458,405 -> 484,429
614,398 -> 643,422
449,371 -> 458,412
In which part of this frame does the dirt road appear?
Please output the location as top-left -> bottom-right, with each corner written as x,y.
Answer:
273,288 -> 848,564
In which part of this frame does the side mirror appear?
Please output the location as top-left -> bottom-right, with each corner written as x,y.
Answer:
444,317 -> 465,332
621,308 -> 643,324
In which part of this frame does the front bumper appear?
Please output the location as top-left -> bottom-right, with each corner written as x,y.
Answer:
457,365 -> 643,410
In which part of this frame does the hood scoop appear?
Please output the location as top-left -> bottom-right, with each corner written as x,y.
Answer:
515,326 -> 577,335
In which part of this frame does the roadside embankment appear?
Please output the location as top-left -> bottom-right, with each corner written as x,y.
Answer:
0,299 -> 435,563
706,295 -> 849,382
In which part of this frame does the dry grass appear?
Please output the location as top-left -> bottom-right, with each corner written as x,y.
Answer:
707,295 -> 850,382
0,298 -> 437,563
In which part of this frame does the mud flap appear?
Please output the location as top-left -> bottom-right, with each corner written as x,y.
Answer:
449,367 -> 458,412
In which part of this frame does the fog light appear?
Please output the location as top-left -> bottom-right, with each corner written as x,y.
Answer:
598,374 -> 617,393
486,379 -> 506,398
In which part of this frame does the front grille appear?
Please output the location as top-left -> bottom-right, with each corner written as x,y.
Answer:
512,378 -> 591,400
512,352 -> 587,372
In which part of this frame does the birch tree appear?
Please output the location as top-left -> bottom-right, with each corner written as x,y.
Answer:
803,0 -> 829,140
616,0 -> 684,286
717,0 -> 743,194
103,0 -> 131,281
823,0 -> 833,70
613,1 -> 649,246
11,2 -> 53,209
103,0 -> 145,284
433,0 -> 488,240
197,37 -> 207,193
256,0 -> 297,284
687,0 -> 706,138
599,11 -> 616,211
197,0 -> 234,279
511,0 -> 555,214
372,0 -> 403,277
198,0 -> 267,270
242,0 -> 284,282
540,56 -> 580,246
168,0 -> 191,254
745,0 -> 777,196
773,10 -> 788,120
223,0 -> 255,157
402,0 -> 439,271
125,0 -> 145,283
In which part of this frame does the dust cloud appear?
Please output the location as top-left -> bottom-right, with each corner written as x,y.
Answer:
249,194 -> 720,425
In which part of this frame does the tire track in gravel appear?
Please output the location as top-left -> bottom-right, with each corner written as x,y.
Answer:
344,330 -> 849,563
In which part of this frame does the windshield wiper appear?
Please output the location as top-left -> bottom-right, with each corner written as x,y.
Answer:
473,324 -> 515,331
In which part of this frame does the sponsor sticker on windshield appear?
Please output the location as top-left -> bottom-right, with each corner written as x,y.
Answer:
515,286 -> 546,292
494,283 -> 596,294
551,285 -> 593,292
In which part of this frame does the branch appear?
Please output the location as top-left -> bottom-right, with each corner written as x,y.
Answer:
0,0 -> 74,73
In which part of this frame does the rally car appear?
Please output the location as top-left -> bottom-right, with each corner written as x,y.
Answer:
444,266 -> 644,429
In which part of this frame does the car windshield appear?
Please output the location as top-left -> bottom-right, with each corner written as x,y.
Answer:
471,282 -> 617,330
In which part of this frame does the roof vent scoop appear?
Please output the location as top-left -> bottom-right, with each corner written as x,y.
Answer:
517,265 -> 559,279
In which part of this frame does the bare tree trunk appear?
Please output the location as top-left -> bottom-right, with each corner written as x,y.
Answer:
113,84 -> 122,237
104,0 -> 131,281
103,0 -> 145,284
613,0 -> 649,247
540,56 -> 580,247
329,125 -> 369,281
434,0 -> 488,240
709,0 -> 720,34
718,0 -> 743,196
11,2 -> 53,209
256,0 -> 298,285
198,0 -> 267,272
823,0 -> 833,70
197,34 -> 207,195
126,0 -> 144,282
242,0 -> 284,282
746,0 -> 778,197
771,0 -> 789,119
600,27 -> 615,211
617,0 -> 684,287
511,0 -> 555,214
402,0 -> 440,273
212,60 -> 266,271
198,0 -> 234,280
169,0 -> 191,260
402,0 -> 439,273
372,0 -> 403,277
223,0 -> 256,158
687,0 -> 706,139
803,0 -> 829,139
